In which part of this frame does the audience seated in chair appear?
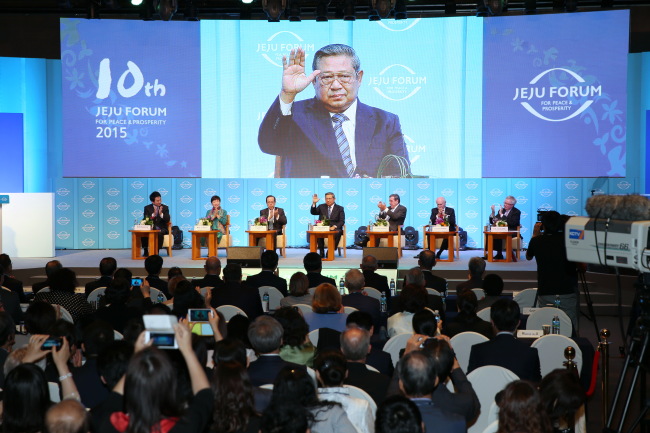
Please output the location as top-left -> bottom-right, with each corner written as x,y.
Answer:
455,256 -> 486,296
246,250 -> 288,296
33,260 -> 63,294
280,272 -> 313,308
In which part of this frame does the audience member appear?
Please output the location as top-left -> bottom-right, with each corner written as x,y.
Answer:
444,289 -> 493,339
387,284 -> 427,337
45,399 -> 90,433
211,361 -> 261,433
246,250 -> 288,296
261,403 -> 310,433
167,266 -> 184,280
24,301 -> 58,334
270,366 -> 356,433
342,269 -> 381,329
210,263 -> 263,320
497,380 -> 552,433
33,259 -> 63,293
194,256 -> 225,289
0,311 -> 15,387
375,395 -> 424,433
340,326 -> 390,404
346,311 -> 393,376
72,320 -> 115,408
246,316 -> 304,387
396,268 -> 444,320
412,309 -> 440,338
144,254 -> 170,298
2,363 -> 52,433
397,350 -> 465,433
539,369 -> 585,433
418,250 -> 448,295
479,273 -> 505,310
280,272 -> 313,307
456,257 -> 486,295
172,279 -> 206,319
360,255 -> 391,309
303,283 -> 348,332
0,253 -> 27,302
273,306 -> 315,367
91,341 -> 134,429
34,268 -> 94,323
315,350 -> 374,433
467,298 -> 541,382
303,252 -> 336,288
95,278 -> 149,334
85,257 -> 117,296
0,263 -> 24,325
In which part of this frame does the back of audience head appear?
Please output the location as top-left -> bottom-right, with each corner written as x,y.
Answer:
223,263 -> 242,283
97,340 -> 134,390
99,257 -> 117,277
497,380 -> 552,433
418,249 -> 436,270
344,269 -> 365,293
50,268 -> 78,293
261,250 -> 279,270
3,363 -> 50,433
213,337 -> 248,367
48,319 -> 79,353
303,252 -> 322,273
375,395 -> 424,433
25,301 -> 58,335
490,298 -> 520,332
273,306 -> 309,348
289,272 -> 310,297
204,256 -> 221,275
346,310 -> 373,332
81,320 -> 114,357
167,275 -> 187,298
420,338 -> 455,384
314,350 -> 347,387
144,254 -> 163,276
211,361 -> 257,433
226,314 -> 251,348
400,284 -> 427,314
482,273 -> 504,296
360,255 -> 378,271
122,318 -> 145,345
271,366 -> 319,408
468,257 -> 486,278
103,277 -> 131,305
0,254 -> 12,272
171,279 -> 203,318
248,315 -> 283,354
144,302 -> 172,316
45,260 -> 63,279
412,309 -> 438,337
113,268 -> 133,281
404,267 -> 426,289
457,289 -> 479,316
0,311 -> 15,351
340,326 -> 370,362
539,369 -> 585,430
45,399 -> 89,433
167,266 -> 183,280
261,403 -> 310,433
398,350 -> 438,397
541,210 -> 562,234
312,283 -> 342,313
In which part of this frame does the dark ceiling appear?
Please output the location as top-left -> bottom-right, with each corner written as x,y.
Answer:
1,0 -> 649,59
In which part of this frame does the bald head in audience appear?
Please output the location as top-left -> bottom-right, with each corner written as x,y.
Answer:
204,256 -> 221,275
45,400 -> 89,433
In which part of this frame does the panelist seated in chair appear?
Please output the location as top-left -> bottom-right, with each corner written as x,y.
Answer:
206,195 -> 228,244
487,195 -> 522,261
256,195 -> 286,254
310,192 -> 345,258
429,196 -> 457,259
361,193 -> 407,247
141,191 -> 170,257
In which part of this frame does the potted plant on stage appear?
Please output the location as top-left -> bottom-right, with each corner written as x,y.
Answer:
250,216 -> 269,231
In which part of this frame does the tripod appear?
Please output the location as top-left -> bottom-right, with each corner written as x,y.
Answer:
579,269 -> 601,341
604,274 -> 649,433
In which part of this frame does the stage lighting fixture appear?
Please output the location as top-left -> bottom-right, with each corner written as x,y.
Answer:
157,0 -> 178,20
394,0 -> 406,19
242,0 -> 254,4
287,0 -> 301,21
444,0 -> 456,14
316,0 -> 330,21
343,0 -> 356,20
132,0 -> 144,5
263,0 -> 285,21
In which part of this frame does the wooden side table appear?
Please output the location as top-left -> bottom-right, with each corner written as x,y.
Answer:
129,230 -> 160,260
190,230 -> 219,260
246,230 -> 276,251
484,230 -> 516,262
425,231 -> 457,262
307,230 -> 337,261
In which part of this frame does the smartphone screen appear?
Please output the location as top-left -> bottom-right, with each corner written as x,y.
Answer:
41,337 -> 62,349
150,333 -> 175,347
189,309 -> 210,322
132,277 -> 143,287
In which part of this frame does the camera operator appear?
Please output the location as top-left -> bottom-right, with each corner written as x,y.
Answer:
526,210 -> 580,332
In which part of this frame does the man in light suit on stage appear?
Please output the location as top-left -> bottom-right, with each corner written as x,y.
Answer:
310,192 -> 345,258
429,196 -> 457,259
258,195 -> 287,255
377,193 -> 407,231
258,44 -> 409,178
142,191 -> 170,257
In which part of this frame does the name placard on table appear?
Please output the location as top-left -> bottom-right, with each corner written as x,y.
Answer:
248,226 -> 269,232
133,225 -> 152,231
193,225 -> 211,231
429,226 -> 450,232
369,226 -> 390,232
491,226 -> 509,232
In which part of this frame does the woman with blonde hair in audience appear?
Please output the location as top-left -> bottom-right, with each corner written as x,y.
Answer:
302,283 -> 348,332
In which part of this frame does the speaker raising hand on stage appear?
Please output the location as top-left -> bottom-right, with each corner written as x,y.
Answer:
312,193 -> 320,204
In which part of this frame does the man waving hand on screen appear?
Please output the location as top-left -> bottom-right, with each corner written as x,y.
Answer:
258,44 -> 410,178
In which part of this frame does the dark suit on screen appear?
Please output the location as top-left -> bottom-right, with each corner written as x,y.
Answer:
258,97 -> 409,178
467,332 -> 542,382
310,202 -> 345,256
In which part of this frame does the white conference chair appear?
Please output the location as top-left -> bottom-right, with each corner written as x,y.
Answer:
53,304 -> 74,324
383,333 -> 412,367
343,384 -> 378,413
258,286 -> 284,311
308,329 -> 320,347
466,366 -> 519,433
476,307 -> 491,322
216,305 -> 247,322
513,288 -> 538,309
343,306 -> 358,314
426,288 -> 442,297
149,288 -> 167,303
526,307 -> 572,337
472,288 -> 486,301
293,303 -> 312,315
362,287 -> 382,301
531,334 -> 583,377
450,331 -> 489,373
87,287 -> 106,305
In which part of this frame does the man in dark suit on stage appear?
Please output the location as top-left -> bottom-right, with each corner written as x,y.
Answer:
429,196 -> 457,259
246,250 -> 288,296
310,192 -> 345,258
258,44 -> 409,178
377,194 -> 407,231
258,195 -> 287,255
467,298 -> 541,382
488,195 -> 522,261
141,191 -> 170,257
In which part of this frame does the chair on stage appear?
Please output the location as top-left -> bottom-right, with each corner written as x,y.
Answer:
466,366 -> 519,433
483,225 -> 522,261
324,225 -> 347,258
256,225 -> 287,258
531,334 -> 583,377
422,225 -> 460,259
449,331 -> 489,373
373,224 -> 404,258
161,221 -> 173,257
218,215 -> 231,252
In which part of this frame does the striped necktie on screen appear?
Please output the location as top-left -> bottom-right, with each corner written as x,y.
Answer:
332,113 -> 355,177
